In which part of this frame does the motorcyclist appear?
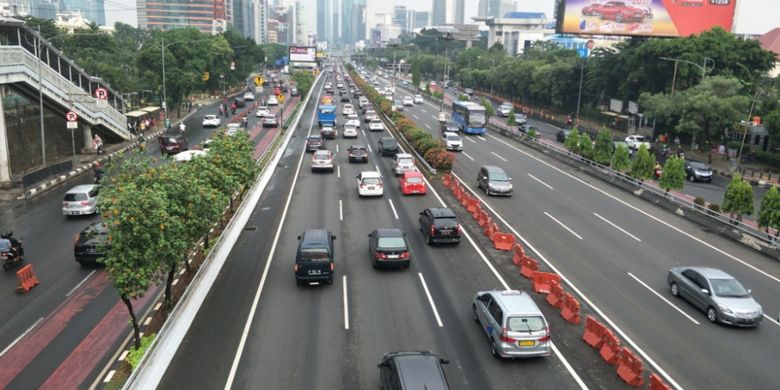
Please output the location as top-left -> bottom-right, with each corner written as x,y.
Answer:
1,231 -> 21,257
230,102 -> 237,114
653,163 -> 663,179
179,122 -> 186,133
93,162 -> 104,183
241,116 -> 248,127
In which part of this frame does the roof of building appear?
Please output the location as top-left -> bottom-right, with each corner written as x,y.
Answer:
503,12 -> 547,19
758,28 -> 780,55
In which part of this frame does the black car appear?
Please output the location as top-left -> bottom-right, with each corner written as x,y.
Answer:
280,84 -> 289,92
158,133 -> 189,155
352,90 -> 362,98
347,145 -> 368,163
378,137 -> 399,156
305,135 -> 326,152
340,94 -> 351,103
440,120 -> 460,133
419,208 -> 461,245
556,129 -> 572,143
684,160 -> 713,182
379,351 -> 450,390
233,96 -> 246,108
295,229 -> 336,285
320,126 -> 337,139
368,229 -> 411,269
74,222 -> 108,266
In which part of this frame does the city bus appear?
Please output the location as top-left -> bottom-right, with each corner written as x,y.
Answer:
451,100 -> 486,135
318,95 -> 336,127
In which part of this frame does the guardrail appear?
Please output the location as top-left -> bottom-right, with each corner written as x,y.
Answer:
488,121 -> 780,259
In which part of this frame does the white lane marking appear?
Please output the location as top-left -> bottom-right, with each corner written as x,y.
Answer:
418,170 -> 588,390
154,302 -> 162,311
425,124 -> 431,129
490,152 -> 507,162
412,114 -> 419,120
431,115 -> 440,122
527,174 -> 554,190
465,137 -> 476,144
462,152 -> 475,161
487,133 -> 780,286
335,144 -> 339,153
477,136 -> 487,141
544,212 -> 583,239
103,370 -> 116,383
375,164 -> 381,174
367,144 -> 373,153
627,272 -> 700,325
361,129 -> 366,137
118,350 -> 129,361
418,273 -> 444,327
388,199 -> 399,219
452,172 -> 680,390
339,200 -> 343,221
763,314 -> 780,327
0,317 -> 44,357
343,275 -> 350,330
337,165 -> 341,178
144,317 -> 152,326
224,79 -> 323,390
594,213 -> 642,242
66,270 -> 96,297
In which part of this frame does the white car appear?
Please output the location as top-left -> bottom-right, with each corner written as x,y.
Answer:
368,119 -> 384,132
311,150 -> 335,172
243,92 -> 255,101
202,114 -> 221,128
358,97 -> 370,108
225,123 -> 242,136
346,114 -> 361,128
625,135 -> 651,150
267,95 -> 279,106
441,131 -> 463,151
364,110 -> 378,121
357,171 -> 383,197
343,124 -> 358,138
392,153 -> 416,175
413,94 -> 424,104
173,149 -> 208,162
342,103 -> 355,116
403,96 -> 414,106
256,106 -> 271,117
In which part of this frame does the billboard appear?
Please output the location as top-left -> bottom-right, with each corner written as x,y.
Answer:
560,0 -> 737,37
288,46 -> 316,62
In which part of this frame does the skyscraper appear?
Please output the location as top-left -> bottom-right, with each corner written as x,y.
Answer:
342,0 -> 353,44
138,0 -> 234,34
317,0 -> 332,44
412,11 -> 430,29
431,0 -> 463,25
478,0 -> 516,18
60,0 -> 106,25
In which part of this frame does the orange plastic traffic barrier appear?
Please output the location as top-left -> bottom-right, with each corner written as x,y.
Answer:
582,315 -> 608,349
466,198 -> 479,214
484,221 -> 497,237
477,209 -> 490,227
560,292 -> 581,324
648,373 -> 672,390
511,244 -> 526,265
531,271 -> 560,294
616,347 -> 645,387
460,192 -> 471,207
491,232 -> 515,251
545,280 -> 564,308
452,182 -> 462,199
16,264 -> 40,293
441,174 -> 452,187
449,177 -> 459,191
519,257 -> 538,279
599,330 -> 621,365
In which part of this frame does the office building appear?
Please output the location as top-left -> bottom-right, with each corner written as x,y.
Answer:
432,0 -> 464,25
484,12 -> 553,56
412,11 -> 430,29
478,0 -> 516,18
138,0 -> 234,34
393,6 -> 411,32
317,0 -> 332,44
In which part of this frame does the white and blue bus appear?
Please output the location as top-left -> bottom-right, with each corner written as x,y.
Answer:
451,100 -> 487,135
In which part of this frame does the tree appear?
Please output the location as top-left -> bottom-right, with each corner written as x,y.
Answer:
507,109 -> 516,126
659,156 -> 685,194
480,97 -> 495,120
630,145 -> 655,180
579,132 -> 594,159
593,128 -> 614,165
758,185 -> 780,236
612,144 -> 631,171
412,67 -> 421,88
292,70 -> 315,96
564,127 -> 581,153
722,174 -> 754,221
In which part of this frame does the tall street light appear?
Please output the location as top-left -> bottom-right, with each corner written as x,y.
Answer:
575,58 -> 585,122
438,33 -> 454,122
659,56 -> 715,95
388,42 -> 399,97
735,63 -> 773,169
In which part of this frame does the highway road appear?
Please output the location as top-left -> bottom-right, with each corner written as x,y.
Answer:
156,68 -> 635,389
0,78 -> 293,389
383,73 -> 780,389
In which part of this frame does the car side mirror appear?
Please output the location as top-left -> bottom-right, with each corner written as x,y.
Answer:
747,288 -> 752,294
377,362 -> 386,368
297,235 -> 301,240
508,178 -> 513,181
419,212 -> 424,215
440,358 -> 450,365
700,288 -> 710,295
482,176 -> 487,180
332,235 -> 337,240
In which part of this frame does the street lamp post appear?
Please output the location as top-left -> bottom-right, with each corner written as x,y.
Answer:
438,33 -> 454,122
388,43 -> 399,97
659,56 -> 715,95
35,26 -> 46,167
575,58 -> 585,121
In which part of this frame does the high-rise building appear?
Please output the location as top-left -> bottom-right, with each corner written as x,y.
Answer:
317,0 -> 332,44
342,0 -> 353,44
411,11 -> 430,29
478,0 -> 516,18
432,0 -> 463,25
59,0 -> 105,25
393,6 -> 412,32
365,0 -> 392,39
255,0 -> 268,43
138,0 -> 234,34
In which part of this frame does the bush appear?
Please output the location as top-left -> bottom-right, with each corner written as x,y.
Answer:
694,197 -> 706,206
415,137 -> 439,156
425,147 -> 454,172
433,91 -> 443,100
707,203 -> 721,213
396,117 -> 415,133
755,150 -> 780,168
127,333 -> 156,369
527,129 -> 539,139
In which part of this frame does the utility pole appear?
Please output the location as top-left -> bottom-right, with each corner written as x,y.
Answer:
36,26 -> 46,167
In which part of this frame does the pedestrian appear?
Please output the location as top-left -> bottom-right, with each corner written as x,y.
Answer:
673,135 -> 680,148
92,134 -> 103,155
718,143 -> 726,157
139,120 -> 146,133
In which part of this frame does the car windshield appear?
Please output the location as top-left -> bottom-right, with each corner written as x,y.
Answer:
689,162 -> 709,170
489,171 -> 509,181
710,278 -> 750,298
635,136 -> 647,142
378,236 -> 406,249
406,177 -> 423,184
383,140 -> 397,146
507,316 -> 545,332
468,113 -> 486,127
299,248 -> 330,262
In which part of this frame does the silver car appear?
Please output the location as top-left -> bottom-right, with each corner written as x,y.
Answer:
472,290 -> 551,358
668,267 -> 763,327
62,184 -> 100,216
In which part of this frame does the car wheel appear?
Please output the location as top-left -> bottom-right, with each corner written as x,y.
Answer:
327,277 -> 333,285
688,174 -> 695,182
473,305 -> 479,323
426,234 -> 432,245
490,339 -> 501,359
670,282 -> 680,297
707,307 -> 718,323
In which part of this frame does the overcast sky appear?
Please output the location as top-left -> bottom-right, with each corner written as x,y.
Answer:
104,0 -> 776,38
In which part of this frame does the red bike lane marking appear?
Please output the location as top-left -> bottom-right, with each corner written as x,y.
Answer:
253,98 -> 298,159
0,271 -> 111,388
40,286 -> 157,389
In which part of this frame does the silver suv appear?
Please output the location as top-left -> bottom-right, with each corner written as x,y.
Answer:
472,290 -> 551,358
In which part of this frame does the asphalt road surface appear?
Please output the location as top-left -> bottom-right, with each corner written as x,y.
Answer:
382,73 -> 780,389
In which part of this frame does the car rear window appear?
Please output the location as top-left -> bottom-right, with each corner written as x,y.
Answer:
314,153 -> 330,160
398,157 -> 412,164
507,316 -> 545,332
378,237 -> 406,249
446,134 -> 460,141
406,177 -> 423,184
299,248 -> 330,262
65,193 -> 88,201
489,171 -> 509,181
362,177 -> 381,185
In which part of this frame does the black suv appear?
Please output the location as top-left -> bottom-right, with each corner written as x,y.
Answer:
378,351 -> 450,390
305,135 -> 326,152
419,208 -> 461,245
440,120 -> 460,133
378,137 -> 399,156
74,222 -> 108,266
295,229 -> 336,285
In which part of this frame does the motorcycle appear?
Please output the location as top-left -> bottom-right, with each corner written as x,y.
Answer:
1,231 -> 24,270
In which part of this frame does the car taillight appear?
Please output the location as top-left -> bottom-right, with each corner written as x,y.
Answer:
400,251 -> 410,260
539,327 -> 551,342
330,263 -> 335,271
294,264 -> 299,272
377,183 -> 383,188
74,234 -> 81,245
375,252 -> 386,260
430,225 -> 435,236
499,327 -> 517,343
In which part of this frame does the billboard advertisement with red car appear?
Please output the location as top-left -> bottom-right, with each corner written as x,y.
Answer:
560,0 -> 737,37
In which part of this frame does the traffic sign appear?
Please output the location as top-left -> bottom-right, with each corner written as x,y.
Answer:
255,76 -> 264,86
66,121 -> 78,129
65,111 -> 78,122
95,87 -> 108,100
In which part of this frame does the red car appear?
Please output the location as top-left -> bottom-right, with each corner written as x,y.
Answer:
399,171 -> 426,195
581,3 -> 603,16
598,1 -> 646,22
